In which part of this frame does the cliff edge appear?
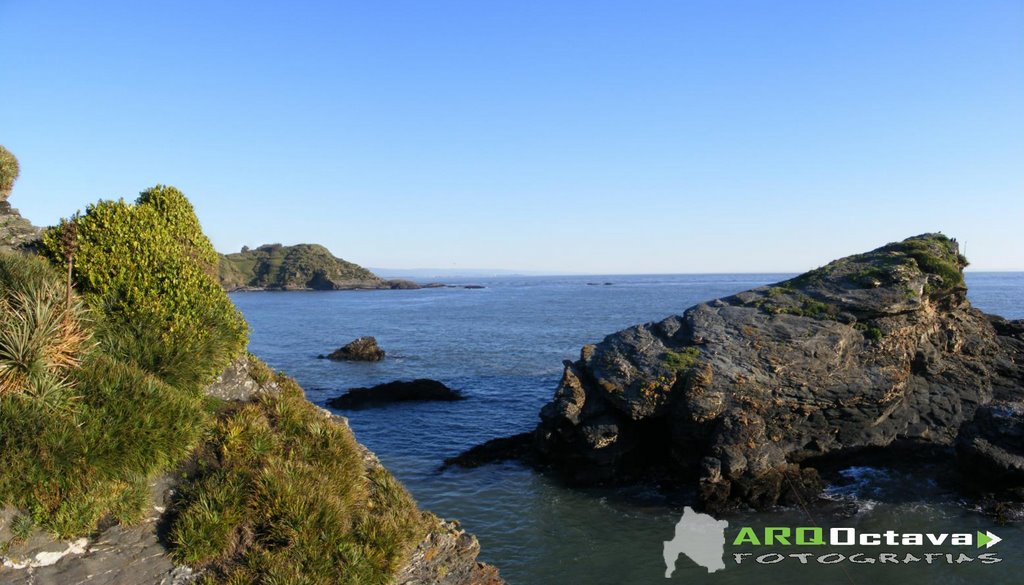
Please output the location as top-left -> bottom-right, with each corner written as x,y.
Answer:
0,357 -> 503,585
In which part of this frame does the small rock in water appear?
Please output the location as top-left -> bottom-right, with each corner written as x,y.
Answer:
320,336 -> 385,362
327,379 -> 464,409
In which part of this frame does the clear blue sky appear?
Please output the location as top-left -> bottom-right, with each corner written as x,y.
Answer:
1,1 -> 1021,273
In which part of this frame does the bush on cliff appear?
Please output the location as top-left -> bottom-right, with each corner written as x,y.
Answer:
0,251 -> 209,537
0,145 -> 18,200
169,374 -> 427,584
40,185 -> 248,389
2,173 -> 426,582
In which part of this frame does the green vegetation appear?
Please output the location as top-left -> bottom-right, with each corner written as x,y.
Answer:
219,243 -> 382,291
664,347 -> 701,373
853,322 -> 884,342
781,234 -> 966,296
0,254 -> 89,396
748,289 -> 837,320
879,233 -> 966,291
777,297 -> 831,318
1,167 -> 427,583
40,185 -> 248,389
0,252 -> 208,537
169,375 -> 426,584
0,145 -> 18,200
9,513 -> 33,543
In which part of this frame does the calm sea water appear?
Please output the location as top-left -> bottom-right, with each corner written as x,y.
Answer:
232,272 -> 1024,585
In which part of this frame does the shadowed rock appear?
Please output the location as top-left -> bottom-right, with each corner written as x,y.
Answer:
442,433 -> 536,470
327,379 -> 464,410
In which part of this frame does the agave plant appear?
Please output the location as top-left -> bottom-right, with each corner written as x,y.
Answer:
0,253 -> 90,397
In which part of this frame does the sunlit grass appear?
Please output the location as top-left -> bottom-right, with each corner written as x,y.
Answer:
169,375 -> 428,584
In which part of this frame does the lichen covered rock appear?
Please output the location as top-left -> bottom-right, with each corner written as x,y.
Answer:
534,234 -> 1024,511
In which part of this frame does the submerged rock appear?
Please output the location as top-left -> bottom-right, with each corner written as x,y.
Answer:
327,379 -> 464,409
321,336 -> 386,362
523,234 -> 1024,512
442,433 -> 536,469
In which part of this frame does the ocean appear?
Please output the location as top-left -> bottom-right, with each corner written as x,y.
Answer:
231,272 -> 1024,585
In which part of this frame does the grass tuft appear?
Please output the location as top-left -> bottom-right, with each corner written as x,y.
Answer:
169,373 -> 427,584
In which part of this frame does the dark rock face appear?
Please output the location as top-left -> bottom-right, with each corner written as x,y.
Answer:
322,336 -> 386,362
327,379 -> 464,409
532,234 -> 1024,512
958,401 -> 1024,490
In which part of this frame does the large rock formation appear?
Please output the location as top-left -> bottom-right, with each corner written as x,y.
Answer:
533,234 -> 1024,512
218,243 -> 419,291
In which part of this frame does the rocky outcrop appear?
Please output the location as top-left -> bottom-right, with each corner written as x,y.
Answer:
529,234 -> 1024,512
204,355 -> 280,401
958,317 -> 1024,498
396,516 -> 503,585
321,336 -> 386,362
328,379 -> 464,409
218,243 -> 422,291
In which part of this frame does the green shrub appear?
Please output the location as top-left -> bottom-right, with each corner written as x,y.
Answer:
40,185 -> 247,389
0,354 -> 208,537
9,513 -> 33,543
169,375 -> 427,584
0,145 -> 18,200
853,322 -> 885,342
879,234 -> 966,291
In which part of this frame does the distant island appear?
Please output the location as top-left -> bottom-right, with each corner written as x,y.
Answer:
218,243 -> 424,291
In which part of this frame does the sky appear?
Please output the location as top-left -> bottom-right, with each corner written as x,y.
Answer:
1,1 -> 1022,274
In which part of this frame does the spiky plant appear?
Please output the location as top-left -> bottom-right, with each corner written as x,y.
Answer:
0,253 -> 90,397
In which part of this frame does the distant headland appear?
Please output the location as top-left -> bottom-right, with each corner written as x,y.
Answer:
218,243 -> 424,291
